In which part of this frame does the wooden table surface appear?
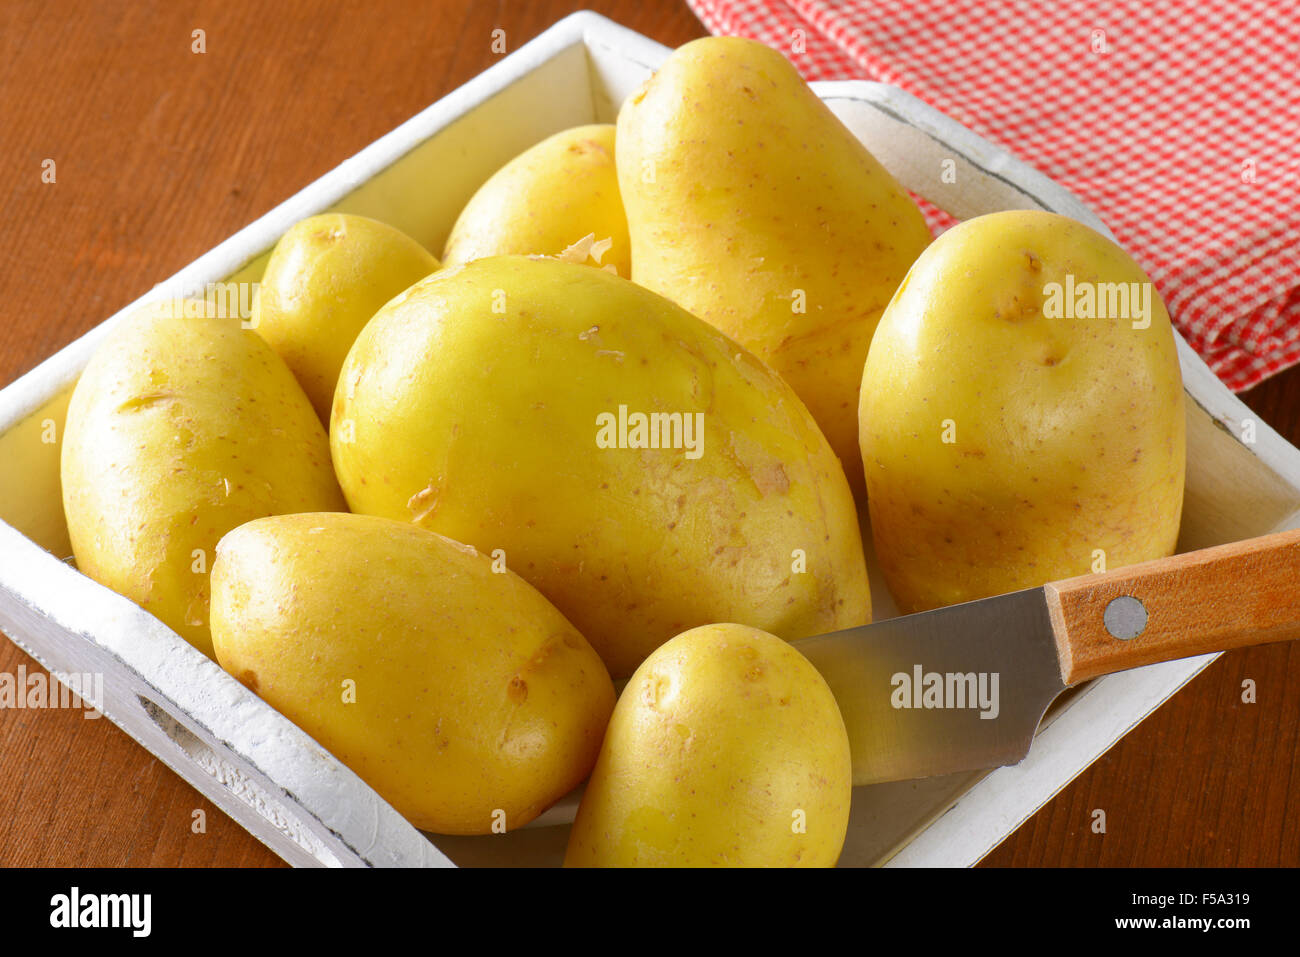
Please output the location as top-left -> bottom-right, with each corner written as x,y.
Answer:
1,0 -> 1296,868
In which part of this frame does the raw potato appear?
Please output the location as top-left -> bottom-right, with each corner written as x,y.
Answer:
861,210 -> 1186,613
251,213 -> 439,422
61,300 -> 345,657
210,512 -> 615,835
565,623 -> 852,867
617,37 -> 931,491
331,255 -> 870,678
443,124 -> 631,278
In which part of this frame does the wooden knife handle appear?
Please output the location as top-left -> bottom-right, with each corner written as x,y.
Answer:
1044,527 -> 1300,685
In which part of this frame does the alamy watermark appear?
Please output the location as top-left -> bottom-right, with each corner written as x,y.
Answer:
596,405 -> 704,460
50,887 -> 150,936
891,664 -> 1000,719
0,665 -> 103,718
153,279 -> 259,327
1042,274 -> 1152,329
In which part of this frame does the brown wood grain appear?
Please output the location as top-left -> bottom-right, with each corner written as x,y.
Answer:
0,0 -> 1296,868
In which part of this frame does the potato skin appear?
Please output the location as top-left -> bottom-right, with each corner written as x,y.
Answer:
331,255 -> 870,678
860,210 -> 1186,613
61,300 -> 345,657
564,623 -> 852,867
210,512 -> 615,835
251,213 -> 439,422
443,124 -> 630,278
617,37 -> 931,492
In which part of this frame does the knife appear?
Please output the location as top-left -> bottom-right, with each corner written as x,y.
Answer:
794,526 -> 1300,787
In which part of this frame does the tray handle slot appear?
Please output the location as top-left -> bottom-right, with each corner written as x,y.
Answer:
136,695 -> 343,867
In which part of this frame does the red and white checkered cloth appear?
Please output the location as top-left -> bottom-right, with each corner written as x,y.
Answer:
685,0 -> 1300,391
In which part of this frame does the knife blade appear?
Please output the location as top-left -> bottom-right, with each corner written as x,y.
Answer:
795,526 -> 1300,786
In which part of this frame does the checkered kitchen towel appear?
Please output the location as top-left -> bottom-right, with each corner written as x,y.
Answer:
686,0 -> 1300,391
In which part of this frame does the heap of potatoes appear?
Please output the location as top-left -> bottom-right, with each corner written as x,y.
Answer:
59,37 -> 1184,867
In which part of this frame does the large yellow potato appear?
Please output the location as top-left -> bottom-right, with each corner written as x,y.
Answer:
565,623 -> 852,867
331,255 -> 869,678
210,512 -> 615,835
861,210 -> 1186,613
617,37 -> 931,492
61,300 -> 345,657
443,125 -> 630,278
251,213 -> 439,422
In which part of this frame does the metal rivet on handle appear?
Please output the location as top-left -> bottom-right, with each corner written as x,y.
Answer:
1104,595 -> 1147,640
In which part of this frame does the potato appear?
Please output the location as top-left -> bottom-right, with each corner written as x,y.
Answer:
251,213 -> 439,422
860,210 -> 1186,613
617,37 -> 931,492
565,623 -> 852,867
210,511 -> 614,835
331,255 -> 869,678
443,125 -> 630,277
61,300 -> 345,657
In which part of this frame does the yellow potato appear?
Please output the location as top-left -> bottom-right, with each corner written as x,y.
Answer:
61,300 -> 345,657
861,210 -> 1186,613
443,125 -> 630,278
617,37 -> 931,492
251,213 -> 439,422
331,255 -> 869,678
210,512 -> 614,835
565,623 -> 852,867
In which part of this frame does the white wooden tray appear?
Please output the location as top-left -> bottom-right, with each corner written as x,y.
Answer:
1,11 -> 1297,867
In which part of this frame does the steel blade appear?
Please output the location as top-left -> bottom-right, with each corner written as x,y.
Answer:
795,587 -> 1066,786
